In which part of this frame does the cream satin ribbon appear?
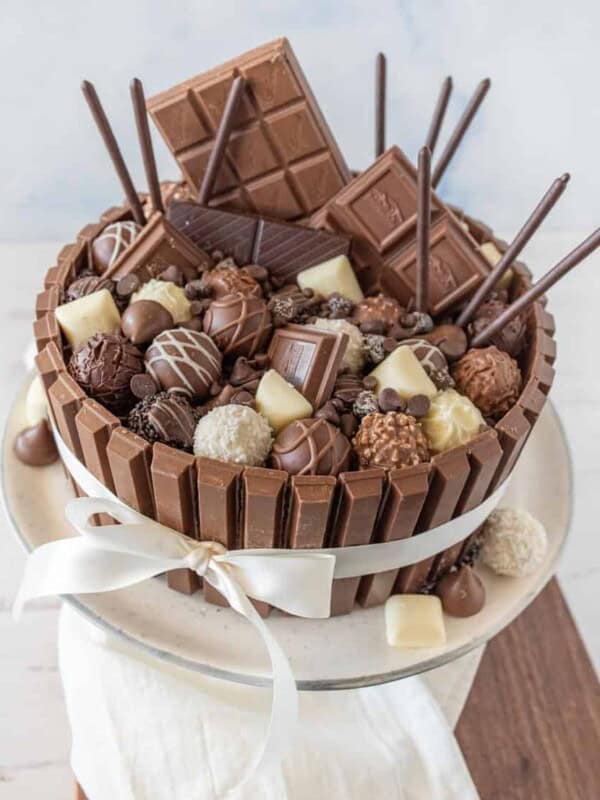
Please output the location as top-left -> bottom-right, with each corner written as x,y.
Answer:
13,424 -> 507,796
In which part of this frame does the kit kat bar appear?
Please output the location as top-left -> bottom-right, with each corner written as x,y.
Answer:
106,428 -> 155,518
395,447 -> 470,594
151,444 -> 199,595
35,286 -> 60,320
197,458 -> 244,607
47,373 -> 85,462
329,469 -> 385,616
33,311 -> 60,353
55,239 -> 88,289
489,406 -> 531,492
35,341 -> 65,392
44,266 -> 61,289
357,463 -> 431,609
287,475 -> 337,549
75,399 -> 119,491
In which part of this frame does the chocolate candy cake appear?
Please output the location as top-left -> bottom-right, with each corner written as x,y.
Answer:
24,37 -> 598,618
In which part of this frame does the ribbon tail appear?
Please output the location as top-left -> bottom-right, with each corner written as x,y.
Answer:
208,563 -> 298,795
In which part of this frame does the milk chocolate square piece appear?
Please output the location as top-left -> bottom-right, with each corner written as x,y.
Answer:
268,323 -> 348,408
147,38 -> 351,220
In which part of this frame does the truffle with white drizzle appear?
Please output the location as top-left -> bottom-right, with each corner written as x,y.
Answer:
145,328 -> 221,400
91,221 -> 142,274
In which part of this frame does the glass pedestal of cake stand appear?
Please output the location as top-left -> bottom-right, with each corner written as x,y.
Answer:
2,375 -> 572,690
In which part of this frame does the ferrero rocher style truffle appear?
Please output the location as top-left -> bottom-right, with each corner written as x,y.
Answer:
401,338 -> 454,390
145,329 -> 222,400
131,279 -> 192,324
312,317 -> 365,374
128,391 -> 196,449
351,293 -> 403,329
421,388 -> 485,453
270,417 -> 351,476
193,404 -> 273,466
202,265 -> 262,299
68,333 -> 143,414
91,221 -> 142,274
467,299 -> 527,357
353,412 -> 429,470
203,293 -> 272,358
452,346 -> 522,419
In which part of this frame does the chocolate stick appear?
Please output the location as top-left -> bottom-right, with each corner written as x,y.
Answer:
425,76 -> 453,156
431,78 -> 491,188
375,52 -> 387,158
130,77 -> 164,214
457,173 -> 571,327
81,80 -> 146,226
416,146 -> 431,312
472,227 -> 600,347
197,76 -> 246,205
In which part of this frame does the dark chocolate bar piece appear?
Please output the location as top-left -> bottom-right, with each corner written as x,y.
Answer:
167,201 -> 350,283
268,324 -> 348,409
287,475 -> 337,549
147,38 -> 351,219
106,428 -> 155,518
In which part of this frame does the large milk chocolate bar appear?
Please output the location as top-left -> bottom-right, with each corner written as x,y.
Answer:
168,201 -> 350,283
147,38 -> 351,220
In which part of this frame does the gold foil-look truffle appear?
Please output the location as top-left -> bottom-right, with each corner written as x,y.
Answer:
452,346 -> 522,419
353,411 -> 429,470
421,388 -> 485,453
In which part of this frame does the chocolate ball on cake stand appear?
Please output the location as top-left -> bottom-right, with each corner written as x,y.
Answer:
271,417 -> 351,476
203,293 -> 272,358
145,328 -> 222,400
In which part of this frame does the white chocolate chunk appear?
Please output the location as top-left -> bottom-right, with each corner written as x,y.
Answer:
255,369 -> 313,432
480,241 -> 503,266
55,289 -> 120,349
131,279 -> 191,323
385,594 -> 446,648
369,346 -> 437,399
297,255 -> 364,303
25,375 -> 48,426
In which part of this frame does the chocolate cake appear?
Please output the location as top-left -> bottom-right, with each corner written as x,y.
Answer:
22,37 -> 599,619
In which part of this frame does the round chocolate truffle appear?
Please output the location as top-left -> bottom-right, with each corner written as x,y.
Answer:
351,293 -> 403,330
145,329 -> 222,400
353,412 -> 429,470
401,338 -> 454,390
202,265 -> 262,299
128,391 -> 196,449
91,221 -> 142,274
65,275 -> 116,303
467,298 -> 527,357
435,565 -> 486,617
270,418 -> 351,476
452,346 -> 522,419
68,333 -> 143,413
421,389 -> 485,453
203,293 -> 272,358
481,508 -> 547,577
14,420 -> 59,467
193,405 -> 273,466
121,300 -> 174,345
425,324 -> 468,362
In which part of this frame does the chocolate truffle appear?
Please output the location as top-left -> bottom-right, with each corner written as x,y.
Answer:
481,508 -> 547,577
452,346 -> 522,419
425,324 -> 468,362
401,338 -> 454,390
91,221 -> 142,274
270,418 -> 351,476
121,300 -> 174,345
68,333 -> 143,414
421,388 -> 485,453
467,298 -> 527,357
352,293 -> 403,330
202,265 -> 262,299
435,566 -> 486,617
128,392 -> 196,449
203,293 -> 272,358
312,318 -> 364,374
353,412 -> 429,470
65,275 -> 115,303
131,279 -> 192,324
145,329 -> 222,400
193,405 -> 273,466
14,420 -> 58,467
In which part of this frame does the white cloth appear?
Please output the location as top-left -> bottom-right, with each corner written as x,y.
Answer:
59,604 -> 481,800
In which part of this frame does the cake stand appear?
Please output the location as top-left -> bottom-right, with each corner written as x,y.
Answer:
2,375 -> 573,690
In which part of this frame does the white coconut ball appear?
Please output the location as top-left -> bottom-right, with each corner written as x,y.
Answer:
481,508 -> 548,577
131,279 -> 191,324
193,405 -> 273,467
312,318 -> 365,374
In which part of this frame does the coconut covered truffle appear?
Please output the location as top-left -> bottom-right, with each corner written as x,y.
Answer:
193,404 -> 273,466
481,508 -> 548,577
131,279 -> 192,324
312,317 -> 365,374
452,346 -> 522,420
421,388 -> 485,453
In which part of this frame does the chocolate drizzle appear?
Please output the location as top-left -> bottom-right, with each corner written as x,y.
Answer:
271,418 -> 351,476
203,293 -> 272,358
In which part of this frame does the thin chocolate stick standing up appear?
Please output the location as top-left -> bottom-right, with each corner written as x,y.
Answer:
197,76 -> 246,205
457,172 -> 570,327
431,78 -> 491,188
415,146 -> 432,312
472,227 -> 600,347
81,80 -> 146,226
375,52 -> 387,158
425,76 -> 453,156
130,77 -> 164,214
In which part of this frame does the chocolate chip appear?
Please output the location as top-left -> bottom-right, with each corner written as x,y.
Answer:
253,353 -> 270,368
360,319 -> 386,335
230,389 -> 255,407
116,274 -> 140,298
209,380 -> 223,397
159,265 -> 184,286
406,394 -> 431,418
189,299 -> 208,317
362,375 -> 378,391
379,387 -> 404,413
340,413 -> 359,438
383,337 -> 398,353
179,317 -> 204,332
184,283 -> 198,300
130,373 -> 159,400
244,264 -> 269,282
315,401 -> 340,426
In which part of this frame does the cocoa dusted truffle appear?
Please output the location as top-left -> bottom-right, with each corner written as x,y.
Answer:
467,298 -> 527,357
452,346 -> 522,419
270,417 -> 351,476
353,412 -> 429,470
203,293 -> 272,358
68,333 -> 143,414
202,265 -> 262,299
352,293 -> 403,330
65,275 -> 116,303
128,392 -> 196,449
91,221 -> 142,274
145,329 -> 222,400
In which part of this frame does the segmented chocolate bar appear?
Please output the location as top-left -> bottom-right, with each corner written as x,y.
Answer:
47,373 -> 85,461
35,341 -> 65,392
147,38 -> 351,220
106,427 -> 155,518
287,475 -> 337,549
75,399 -> 119,491
44,266 -> 61,289
35,286 -> 60,319
33,311 -> 60,353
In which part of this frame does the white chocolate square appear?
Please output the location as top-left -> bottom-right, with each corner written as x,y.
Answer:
480,241 -> 502,267
297,255 -> 364,303
255,369 -> 313,432
369,346 -> 437,399
55,289 -> 121,349
25,375 -> 48,426
385,594 -> 446,648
